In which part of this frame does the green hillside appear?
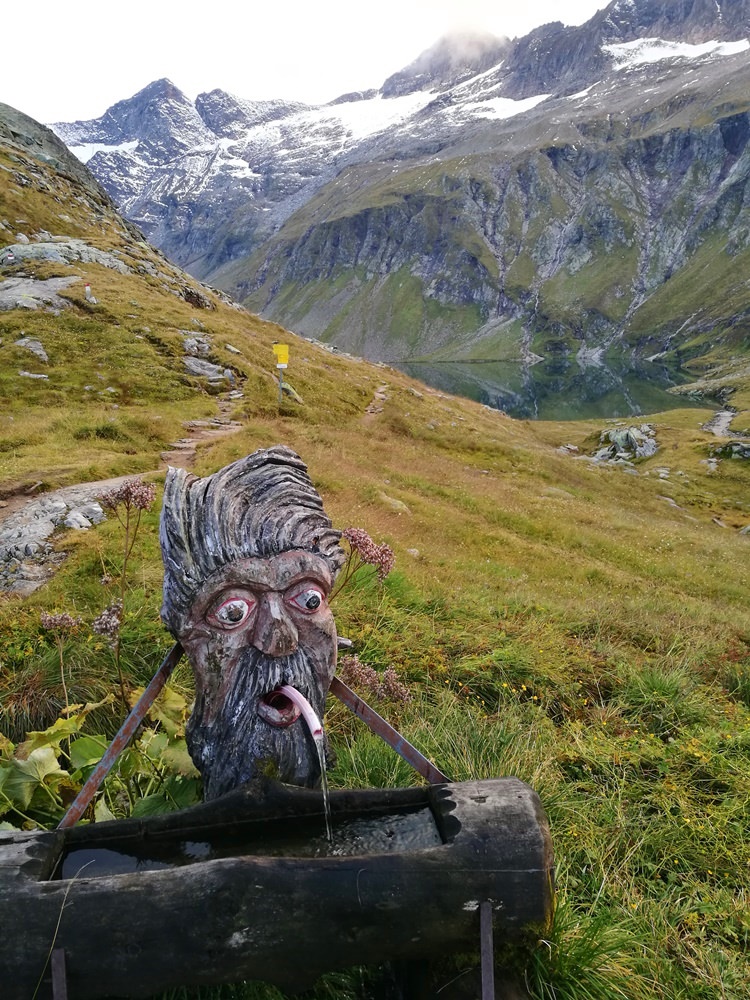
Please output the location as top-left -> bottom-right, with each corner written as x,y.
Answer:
1,111 -> 750,999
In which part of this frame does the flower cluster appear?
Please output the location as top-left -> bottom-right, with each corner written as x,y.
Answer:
338,653 -> 411,703
99,478 -> 157,513
341,527 -> 395,583
92,601 -> 123,649
40,611 -> 83,633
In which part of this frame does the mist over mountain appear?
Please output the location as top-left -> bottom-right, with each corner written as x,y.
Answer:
50,0 -> 750,375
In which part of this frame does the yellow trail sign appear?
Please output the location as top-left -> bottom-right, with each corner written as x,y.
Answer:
272,343 -> 289,366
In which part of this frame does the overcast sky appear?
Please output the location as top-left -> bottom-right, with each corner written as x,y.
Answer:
3,0 -> 611,125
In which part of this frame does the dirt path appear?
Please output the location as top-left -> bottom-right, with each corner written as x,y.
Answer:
701,410 -> 736,437
0,397 -> 244,528
0,396 -> 246,593
362,384 -> 390,423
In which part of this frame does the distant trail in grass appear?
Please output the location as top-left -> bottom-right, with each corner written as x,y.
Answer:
362,383 -> 390,423
701,409 -> 738,437
0,397 -> 244,529
156,397 -> 243,469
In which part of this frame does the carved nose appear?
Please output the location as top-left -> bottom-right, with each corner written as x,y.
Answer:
251,593 -> 299,657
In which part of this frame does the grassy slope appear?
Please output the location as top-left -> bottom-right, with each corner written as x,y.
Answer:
1,139 -> 750,998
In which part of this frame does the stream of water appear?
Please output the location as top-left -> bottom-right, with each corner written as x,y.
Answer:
276,684 -> 333,842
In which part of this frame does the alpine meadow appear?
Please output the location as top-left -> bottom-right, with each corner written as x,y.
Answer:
2,2 -> 750,997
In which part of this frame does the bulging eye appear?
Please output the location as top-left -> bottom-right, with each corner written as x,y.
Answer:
287,586 -> 326,614
210,597 -> 255,628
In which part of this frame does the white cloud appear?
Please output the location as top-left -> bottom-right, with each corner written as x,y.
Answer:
2,1 -> 610,124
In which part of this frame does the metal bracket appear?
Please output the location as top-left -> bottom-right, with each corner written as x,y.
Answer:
51,948 -> 68,1000
480,901 -> 495,999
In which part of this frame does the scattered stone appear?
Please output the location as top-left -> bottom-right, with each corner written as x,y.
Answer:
657,495 -> 683,509
558,444 -> 580,454
592,424 -> 657,464
406,548 -> 420,558
181,333 -> 212,356
18,370 -> 49,379
0,275 -> 80,312
280,380 -> 304,404
379,492 -> 411,515
0,487 -> 108,593
182,357 -> 228,380
0,239 -> 131,273
701,410 -> 736,437
14,337 -> 48,362
711,440 -> 750,460
63,511 -> 92,530
225,344 -> 242,355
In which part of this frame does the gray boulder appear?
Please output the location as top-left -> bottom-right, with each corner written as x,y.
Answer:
14,337 -> 48,362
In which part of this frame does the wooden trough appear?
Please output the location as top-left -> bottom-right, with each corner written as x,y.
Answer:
0,777 -> 553,998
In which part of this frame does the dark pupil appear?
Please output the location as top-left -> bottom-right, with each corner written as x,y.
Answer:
224,603 -> 245,622
305,593 -> 321,610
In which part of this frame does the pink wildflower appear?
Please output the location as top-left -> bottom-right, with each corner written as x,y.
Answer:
92,601 -> 123,649
338,653 -> 411,703
99,478 -> 156,513
40,611 -> 83,633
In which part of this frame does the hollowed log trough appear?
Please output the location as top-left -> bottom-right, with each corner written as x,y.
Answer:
1,777 -> 553,998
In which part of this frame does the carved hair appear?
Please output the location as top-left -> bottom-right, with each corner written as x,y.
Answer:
160,445 -> 344,634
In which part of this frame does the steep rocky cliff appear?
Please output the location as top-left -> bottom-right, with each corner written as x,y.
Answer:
239,48 -> 750,364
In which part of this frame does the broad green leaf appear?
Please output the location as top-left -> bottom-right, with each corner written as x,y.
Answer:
69,735 -> 108,772
129,792 -> 177,818
160,740 -> 200,778
142,685 -> 189,738
94,797 -> 117,823
2,748 -> 69,809
15,716 -> 86,759
138,729 -> 169,759
162,774 -> 201,810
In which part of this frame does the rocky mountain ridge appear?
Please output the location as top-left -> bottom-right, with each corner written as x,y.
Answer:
49,0 -> 750,372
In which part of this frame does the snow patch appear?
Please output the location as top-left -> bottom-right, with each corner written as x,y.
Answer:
70,140 -> 139,164
604,37 -> 749,70
460,93 -> 549,121
567,86 -> 595,100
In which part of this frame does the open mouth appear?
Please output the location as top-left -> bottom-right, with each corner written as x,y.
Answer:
257,687 -> 302,728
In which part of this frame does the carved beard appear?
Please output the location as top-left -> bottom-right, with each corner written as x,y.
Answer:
185,645 -> 332,800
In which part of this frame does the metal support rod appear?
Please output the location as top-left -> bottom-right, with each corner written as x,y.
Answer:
51,948 -> 68,1000
330,676 -> 449,784
480,901 -> 495,1000
57,643 -> 184,829
278,368 -> 283,405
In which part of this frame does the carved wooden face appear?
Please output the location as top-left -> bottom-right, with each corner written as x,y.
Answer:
176,550 -> 337,799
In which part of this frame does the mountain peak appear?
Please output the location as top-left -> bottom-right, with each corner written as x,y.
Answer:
381,31 -> 510,97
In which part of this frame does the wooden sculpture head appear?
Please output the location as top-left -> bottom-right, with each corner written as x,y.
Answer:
160,446 -> 344,799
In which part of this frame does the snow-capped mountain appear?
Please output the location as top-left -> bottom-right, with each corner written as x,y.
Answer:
51,0 -> 750,365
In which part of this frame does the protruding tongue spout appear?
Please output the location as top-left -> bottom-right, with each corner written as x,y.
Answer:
257,684 -> 323,741
277,684 -> 324,740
